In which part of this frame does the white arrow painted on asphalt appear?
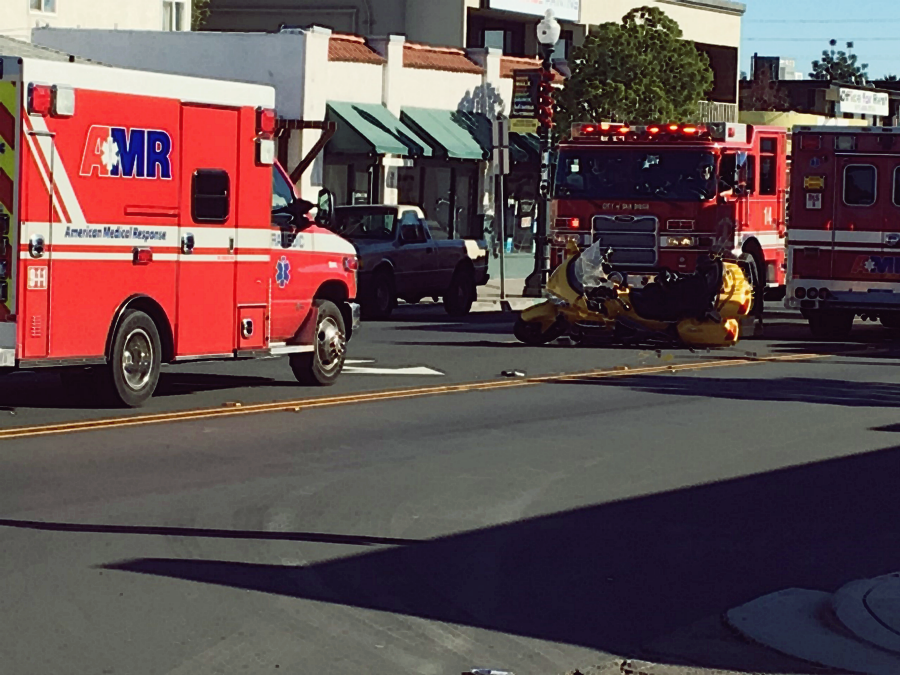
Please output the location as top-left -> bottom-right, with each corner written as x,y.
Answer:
344,360 -> 444,376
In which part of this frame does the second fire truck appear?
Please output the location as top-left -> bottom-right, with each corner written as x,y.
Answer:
786,125 -> 900,337
551,122 -> 788,299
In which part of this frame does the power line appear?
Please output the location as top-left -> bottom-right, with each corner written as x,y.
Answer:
747,19 -> 900,23
746,37 -> 900,41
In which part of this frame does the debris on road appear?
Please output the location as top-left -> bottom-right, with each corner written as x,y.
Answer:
500,370 -> 527,378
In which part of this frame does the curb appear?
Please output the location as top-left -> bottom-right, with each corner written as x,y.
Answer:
472,298 -> 543,313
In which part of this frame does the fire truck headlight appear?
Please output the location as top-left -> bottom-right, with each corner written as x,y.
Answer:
663,236 -> 695,248
553,232 -> 581,246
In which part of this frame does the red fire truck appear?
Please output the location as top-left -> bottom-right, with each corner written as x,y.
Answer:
551,122 -> 788,299
786,125 -> 900,338
0,55 -> 359,406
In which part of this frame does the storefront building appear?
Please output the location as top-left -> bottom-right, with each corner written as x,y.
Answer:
204,0 -> 745,119
35,25 -> 549,243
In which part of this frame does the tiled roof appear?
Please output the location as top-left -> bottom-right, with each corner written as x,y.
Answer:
0,35 -> 100,64
500,56 -> 564,83
403,43 -> 483,74
328,34 -> 385,65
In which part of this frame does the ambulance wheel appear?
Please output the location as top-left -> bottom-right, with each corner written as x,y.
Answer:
806,309 -> 853,340
102,310 -> 162,407
444,266 -> 476,316
290,300 -> 346,386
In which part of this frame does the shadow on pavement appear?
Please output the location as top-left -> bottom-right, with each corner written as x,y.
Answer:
102,445 -> 900,673
0,372 -> 299,411
561,374 -> 900,408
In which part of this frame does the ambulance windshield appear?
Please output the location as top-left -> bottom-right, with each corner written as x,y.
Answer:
555,149 -> 717,202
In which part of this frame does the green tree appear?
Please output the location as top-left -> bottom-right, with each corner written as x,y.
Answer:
192,0 -> 211,30
881,74 -> 900,82
554,6 -> 714,134
810,40 -> 869,85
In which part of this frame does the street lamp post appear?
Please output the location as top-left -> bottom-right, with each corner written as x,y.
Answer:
523,10 -> 561,298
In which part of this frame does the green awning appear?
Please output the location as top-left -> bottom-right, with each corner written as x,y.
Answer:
327,102 -> 432,157
401,108 -> 488,160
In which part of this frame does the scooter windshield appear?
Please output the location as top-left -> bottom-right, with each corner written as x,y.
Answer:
573,240 -> 609,289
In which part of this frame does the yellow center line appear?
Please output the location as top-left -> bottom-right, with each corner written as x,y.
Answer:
0,353 -> 825,441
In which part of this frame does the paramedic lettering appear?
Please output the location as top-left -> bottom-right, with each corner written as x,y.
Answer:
79,125 -> 173,179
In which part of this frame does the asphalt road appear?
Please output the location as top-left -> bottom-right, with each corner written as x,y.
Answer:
2,307 -> 900,674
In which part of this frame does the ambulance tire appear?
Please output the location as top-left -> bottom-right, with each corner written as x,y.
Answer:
805,309 -> 854,340
102,310 -> 162,408
290,300 -> 347,386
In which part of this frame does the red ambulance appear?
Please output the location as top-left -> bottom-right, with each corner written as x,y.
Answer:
0,55 -> 359,406
787,125 -> 900,338
552,122 -> 788,299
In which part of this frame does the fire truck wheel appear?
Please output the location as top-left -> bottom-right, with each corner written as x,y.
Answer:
290,300 -> 347,386
805,309 -> 854,340
444,267 -> 476,316
103,310 -> 162,407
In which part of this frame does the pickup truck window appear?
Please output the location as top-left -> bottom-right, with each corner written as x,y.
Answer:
272,168 -> 294,214
335,210 -> 396,240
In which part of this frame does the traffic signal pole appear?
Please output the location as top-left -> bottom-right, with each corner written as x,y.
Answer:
523,44 -> 556,298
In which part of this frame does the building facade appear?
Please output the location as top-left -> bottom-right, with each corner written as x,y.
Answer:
0,0 -> 193,41
203,0 -> 744,114
742,55 -> 900,126
35,26 -> 550,243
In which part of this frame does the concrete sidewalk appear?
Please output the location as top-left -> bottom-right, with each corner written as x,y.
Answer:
474,276 -> 543,312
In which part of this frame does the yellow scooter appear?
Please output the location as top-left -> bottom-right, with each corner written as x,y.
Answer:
514,240 -> 754,348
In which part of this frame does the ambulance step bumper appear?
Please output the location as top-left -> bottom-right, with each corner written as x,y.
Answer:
346,302 -> 361,334
789,291 -> 900,313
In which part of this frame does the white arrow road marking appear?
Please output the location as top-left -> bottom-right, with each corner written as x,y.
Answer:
343,363 -> 444,376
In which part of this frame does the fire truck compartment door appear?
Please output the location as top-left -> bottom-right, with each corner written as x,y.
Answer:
176,105 -> 239,357
832,156 -> 888,282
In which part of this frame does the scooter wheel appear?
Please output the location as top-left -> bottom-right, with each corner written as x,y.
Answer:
514,317 -> 565,345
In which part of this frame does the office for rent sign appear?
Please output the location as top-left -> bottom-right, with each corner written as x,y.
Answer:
836,88 -> 889,116
489,0 -> 580,22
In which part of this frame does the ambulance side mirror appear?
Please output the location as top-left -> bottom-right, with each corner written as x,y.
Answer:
315,189 -> 334,228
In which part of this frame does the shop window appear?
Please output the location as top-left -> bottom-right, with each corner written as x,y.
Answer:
759,156 -> 777,196
30,0 -> 56,13
844,165 -> 877,206
192,170 -> 230,223
163,0 -> 186,31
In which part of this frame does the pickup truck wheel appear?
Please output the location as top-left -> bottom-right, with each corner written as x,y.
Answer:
444,267 -> 476,316
290,300 -> 347,386
97,310 -> 162,408
364,270 -> 395,320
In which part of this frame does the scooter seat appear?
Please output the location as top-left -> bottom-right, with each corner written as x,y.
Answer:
629,258 -> 723,322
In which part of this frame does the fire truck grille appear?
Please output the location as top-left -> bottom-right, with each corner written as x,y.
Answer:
591,215 -> 658,267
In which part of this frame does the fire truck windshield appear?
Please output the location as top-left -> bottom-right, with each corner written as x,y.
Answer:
554,149 -> 717,202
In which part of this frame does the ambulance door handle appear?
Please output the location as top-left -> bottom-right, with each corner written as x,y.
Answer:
181,233 -> 195,255
887,233 -> 900,248
29,234 -> 45,259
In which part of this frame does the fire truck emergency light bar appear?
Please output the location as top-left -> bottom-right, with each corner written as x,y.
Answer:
571,122 -> 747,143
